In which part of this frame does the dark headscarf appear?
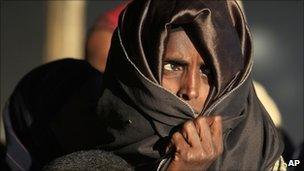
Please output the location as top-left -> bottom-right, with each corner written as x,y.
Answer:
97,0 -> 283,170
6,59 -> 105,170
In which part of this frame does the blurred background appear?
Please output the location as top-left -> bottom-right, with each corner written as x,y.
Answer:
1,0 -> 303,157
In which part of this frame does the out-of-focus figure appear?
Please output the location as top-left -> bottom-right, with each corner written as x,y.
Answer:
85,1 -> 131,72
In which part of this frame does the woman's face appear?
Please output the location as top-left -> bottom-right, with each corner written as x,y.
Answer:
161,30 -> 211,114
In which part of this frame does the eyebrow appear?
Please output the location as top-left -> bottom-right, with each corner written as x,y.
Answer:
163,56 -> 205,66
163,58 -> 188,66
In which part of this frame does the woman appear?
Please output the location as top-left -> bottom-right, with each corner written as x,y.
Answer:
4,0 -> 284,170
97,0 -> 284,170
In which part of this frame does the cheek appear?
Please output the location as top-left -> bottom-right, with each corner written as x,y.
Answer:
199,79 -> 210,103
161,77 -> 180,94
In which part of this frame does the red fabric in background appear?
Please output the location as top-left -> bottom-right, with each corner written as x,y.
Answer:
95,1 -> 131,30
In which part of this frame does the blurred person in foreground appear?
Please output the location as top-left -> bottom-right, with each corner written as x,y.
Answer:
43,150 -> 133,171
3,0 -> 286,170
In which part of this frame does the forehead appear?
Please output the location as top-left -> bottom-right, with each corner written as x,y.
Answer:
164,29 -> 204,63
166,29 -> 193,49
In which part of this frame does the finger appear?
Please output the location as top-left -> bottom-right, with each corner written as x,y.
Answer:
171,132 -> 190,153
181,120 -> 201,147
194,116 -> 214,153
210,115 -> 223,155
194,116 -> 213,141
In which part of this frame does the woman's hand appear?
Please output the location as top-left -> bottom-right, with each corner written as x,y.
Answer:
167,115 -> 223,171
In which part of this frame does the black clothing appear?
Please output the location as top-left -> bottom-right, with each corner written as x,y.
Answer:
6,59 -> 104,170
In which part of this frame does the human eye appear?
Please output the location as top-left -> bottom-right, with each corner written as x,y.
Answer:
200,64 -> 211,77
163,62 -> 184,72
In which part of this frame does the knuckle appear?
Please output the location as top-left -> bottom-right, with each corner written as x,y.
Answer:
185,152 -> 195,162
206,116 -> 214,125
196,148 -> 219,163
196,116 -> 205,125
215,115 -> 222,122
183,120 -> 193,130
172,132 -> 180,140
198,150 -> 207,161
175,146 -> 181,152
172,155 -> 181,162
